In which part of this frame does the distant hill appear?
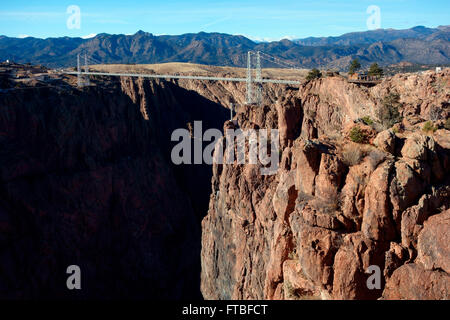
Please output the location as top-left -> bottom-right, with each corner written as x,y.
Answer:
0,26 -> 449,70
293,25 -> 448,46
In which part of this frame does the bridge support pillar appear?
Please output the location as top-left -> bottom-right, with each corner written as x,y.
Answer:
246,51 -> 262,105
255,51 -> 262,105
84,53 -> 90,86
77,54 -> 82,87
246,51 -> 253,105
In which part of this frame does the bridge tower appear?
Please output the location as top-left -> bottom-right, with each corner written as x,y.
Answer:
255,51 -> 262,104
76,53 -> 90,87
246,51 -> 262,105
246,51 -> 253,105
77,53 -> 82,87
84,53 -> 90,86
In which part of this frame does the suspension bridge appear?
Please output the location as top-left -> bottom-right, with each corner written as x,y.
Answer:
61,51 -> 304,105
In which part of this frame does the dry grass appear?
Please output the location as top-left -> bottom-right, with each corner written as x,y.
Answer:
284,282 -> 321,300
341,143 -> 364,166
310,193 -> 341,214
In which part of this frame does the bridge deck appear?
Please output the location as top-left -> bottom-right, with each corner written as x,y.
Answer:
62,71 -> 302,85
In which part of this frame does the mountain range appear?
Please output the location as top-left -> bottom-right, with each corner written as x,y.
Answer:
0,25 -> 449,70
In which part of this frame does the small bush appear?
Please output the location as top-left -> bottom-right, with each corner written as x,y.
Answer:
368,63 -> 384,77
306,68 -> 322,81
423,121 -> 438,133
310,193 -> 341,214
342,143 -> 363,166
361,116 -> 374,126
429,106 -> 442,121
377,93 -> 402,129
349,126 -> 368,143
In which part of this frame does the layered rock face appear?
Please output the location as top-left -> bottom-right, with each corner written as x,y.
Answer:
0,77 -> 229,299
201,69 -> 450,300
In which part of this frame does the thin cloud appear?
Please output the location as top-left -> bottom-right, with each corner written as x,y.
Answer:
93,19 -> 129,25
202,16 -> 232,28
0,11 -> 63,18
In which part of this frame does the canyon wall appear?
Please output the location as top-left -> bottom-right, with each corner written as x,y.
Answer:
201,70 -> 450,300
0,77 -> 229,299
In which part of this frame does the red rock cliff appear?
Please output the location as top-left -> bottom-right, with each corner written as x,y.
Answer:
201,70 -> 450,300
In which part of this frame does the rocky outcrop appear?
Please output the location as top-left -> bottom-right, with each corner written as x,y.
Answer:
416,209 -> 450,274
374,129 -> 396,154
201,70 -> 450,300
382,210 -> 450,300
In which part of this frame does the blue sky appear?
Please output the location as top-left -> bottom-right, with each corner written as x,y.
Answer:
1,0 -> 449,40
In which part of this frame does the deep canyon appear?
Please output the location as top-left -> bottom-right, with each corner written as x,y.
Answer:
0,68 -> 449,299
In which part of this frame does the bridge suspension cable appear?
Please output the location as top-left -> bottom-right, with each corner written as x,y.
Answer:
258,52 -> 303,70
63,51 -> 302,105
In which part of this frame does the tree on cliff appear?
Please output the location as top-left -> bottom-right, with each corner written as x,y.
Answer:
306,68 -> 322,81
368,63 -> 384,77
348,59 -> 361,75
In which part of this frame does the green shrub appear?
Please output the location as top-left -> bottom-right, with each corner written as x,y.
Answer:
348,59 -> 361,75
423,121 -> 438,133
306,68 -> 322,81
368,63 -> 384,77
377,93 -> 402,129
349,126 -> 367,143
361,116 -> 374,126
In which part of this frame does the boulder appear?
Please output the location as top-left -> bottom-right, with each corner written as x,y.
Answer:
374,129 -> 396,154
290,213 -> 341,291
362,161 -> 397,241
417,209 -> 450,273
390,160 -> 426,226
382,263 -> 450,300
282,260 -> 321,300
332,232 -> 389,300
401,132 -> 433,161
384,242 -> 408,279
314,153 -> 346,202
